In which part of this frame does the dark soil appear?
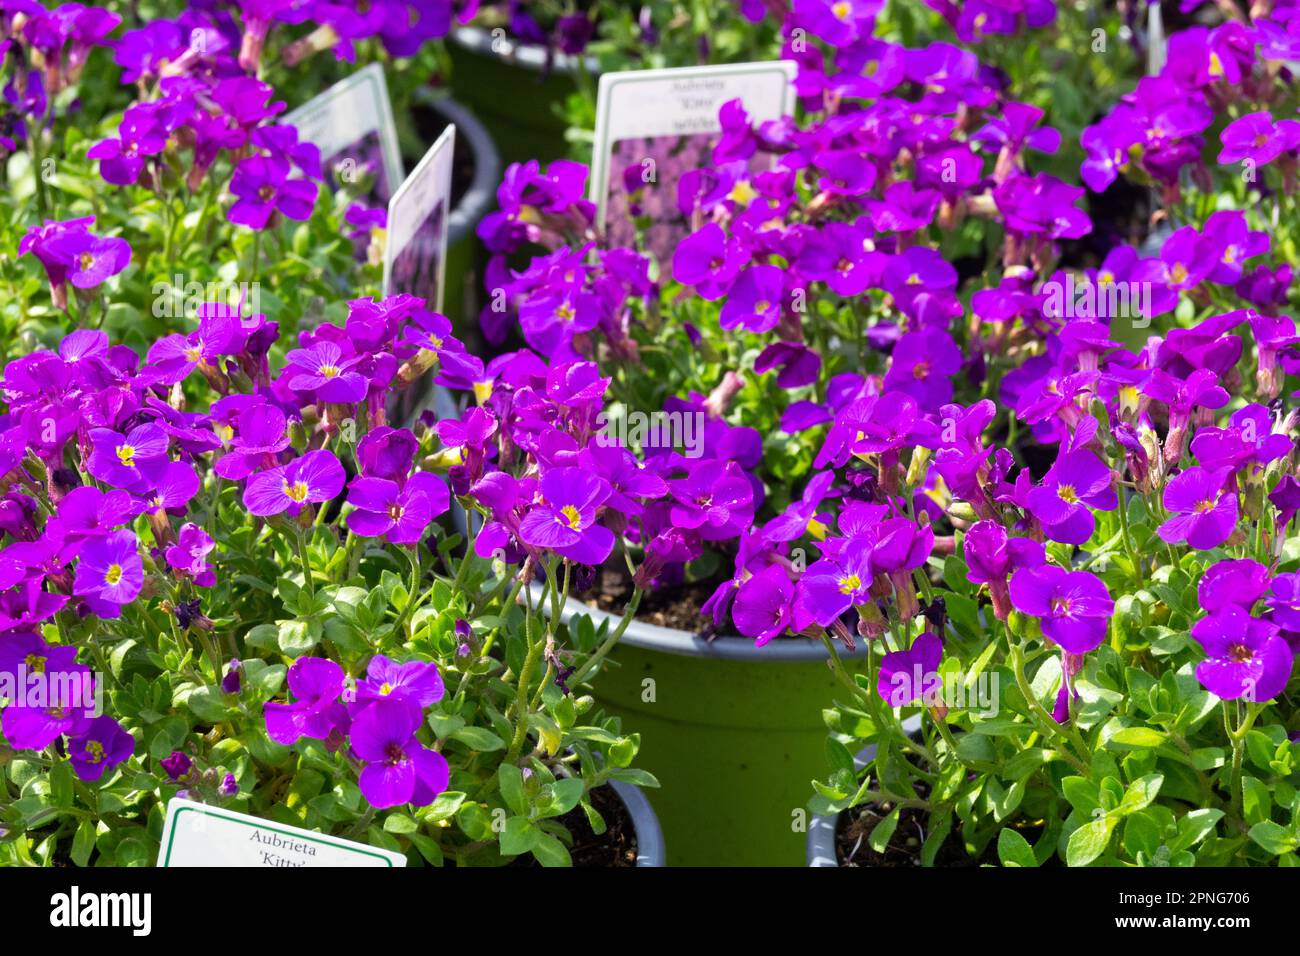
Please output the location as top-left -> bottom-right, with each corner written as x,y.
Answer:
580,566 -> 723,634
833,797 -> 1048,867
515,782 -> 639,867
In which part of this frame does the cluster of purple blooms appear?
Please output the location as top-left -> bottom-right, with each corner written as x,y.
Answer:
464,0 -> 1300,729
0,293 -> 480,785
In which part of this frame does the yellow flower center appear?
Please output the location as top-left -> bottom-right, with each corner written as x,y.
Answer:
832,0 -> 851,20
104,563 -> 124,586
379,682 -> 394,696
86,740 -> 105,763
116,444 -> 136,467
1057,484 -> 1078,504
727,180 -> 758,207
1194,497 -> 1217,514
319,364 -> 340,379
558,505 -> 582,531
473,381 -> 493,405
283,479 -> 310,503
837,573 -> 862,595
24,653 -> 46,673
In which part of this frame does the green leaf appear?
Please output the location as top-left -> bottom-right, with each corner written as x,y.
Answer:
997,828 -> 1037,867
277,618 -> 318,657
49,760 -> 74,809
1248,821 -> 1299,856
1106,727 -> 1168,749
531,833 -> 573,867
1170,808 -> 1223,853
868,808 -> 900,854
498,764 -> 528,816
451,727 -> 506,752
549,778 -> 585,817
500,816 -> 540,856
1117,774 -> 1164,816
71,819 -> 97,867
1066,817 -> 1114,867
1061,776 -> 1101,815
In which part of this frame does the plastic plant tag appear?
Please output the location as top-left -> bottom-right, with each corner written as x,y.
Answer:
383,124 -> 456,313
588,61 -> 797,262
284,62 -> 404,205
157,798 -> 406,867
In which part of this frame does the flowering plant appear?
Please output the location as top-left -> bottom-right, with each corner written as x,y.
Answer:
0,292 -> 667,867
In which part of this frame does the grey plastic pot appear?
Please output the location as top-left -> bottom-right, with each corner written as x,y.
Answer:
445,25 -> 600,166
541,585 -> 868,867
609,779 -> 666,868
806,716 -> 924,867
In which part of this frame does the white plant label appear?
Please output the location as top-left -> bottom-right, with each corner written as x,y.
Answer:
157,798 -> 406,867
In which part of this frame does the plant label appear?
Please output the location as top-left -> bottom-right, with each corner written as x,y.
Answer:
284,62 -> 404,205
157,798 -> 406,867
589,61 -> 797,262
383,124 -> 456,313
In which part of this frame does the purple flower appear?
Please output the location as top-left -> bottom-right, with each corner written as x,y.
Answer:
719,265 -> 784,333
243,450 -> 345,517
1218,111 -> 1300,167
672,223 -> 745,299
1157,466 -> 1238,550
1027,449 -> 1116,545
877,633 -> 944,707
517,468 -> 615,566
0,661 -> 94,750
164,523 -> 216,586
733,563 -> 794,646
1200,559 -> 1270,614
883,330 -> 962,409
263,657 -> 348,746
160,751 -> 193,781
283,340 -> 368,403
355,655 -> 445,708
1191,606 -> 1293,702
345,473 -> 450,545
67,715 -> 134,782
1009,565 -> 1113,654
667,460 -> 756,541
356,427 -> 418,480
213,403 -> 290,481
228,154 -> 316,230
796,538 -> 873,628
963,521 -> 1045,620
349,698 -> 449,809
1266,572 -> 1300,633
73,529 -> 144,617
43,231 -> 131,289
88,103 -> 167,185
86,424 -> 169,492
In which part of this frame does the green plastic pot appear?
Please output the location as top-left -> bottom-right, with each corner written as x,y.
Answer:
445,26 -> 597,167
547,591 -> 866,867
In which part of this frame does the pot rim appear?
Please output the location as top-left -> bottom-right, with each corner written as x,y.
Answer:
537,581 -> 869,662
806,716 -> 923,867
609,780 -> 665,867
407,91 -> 502,246
451,24 -> 602,75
